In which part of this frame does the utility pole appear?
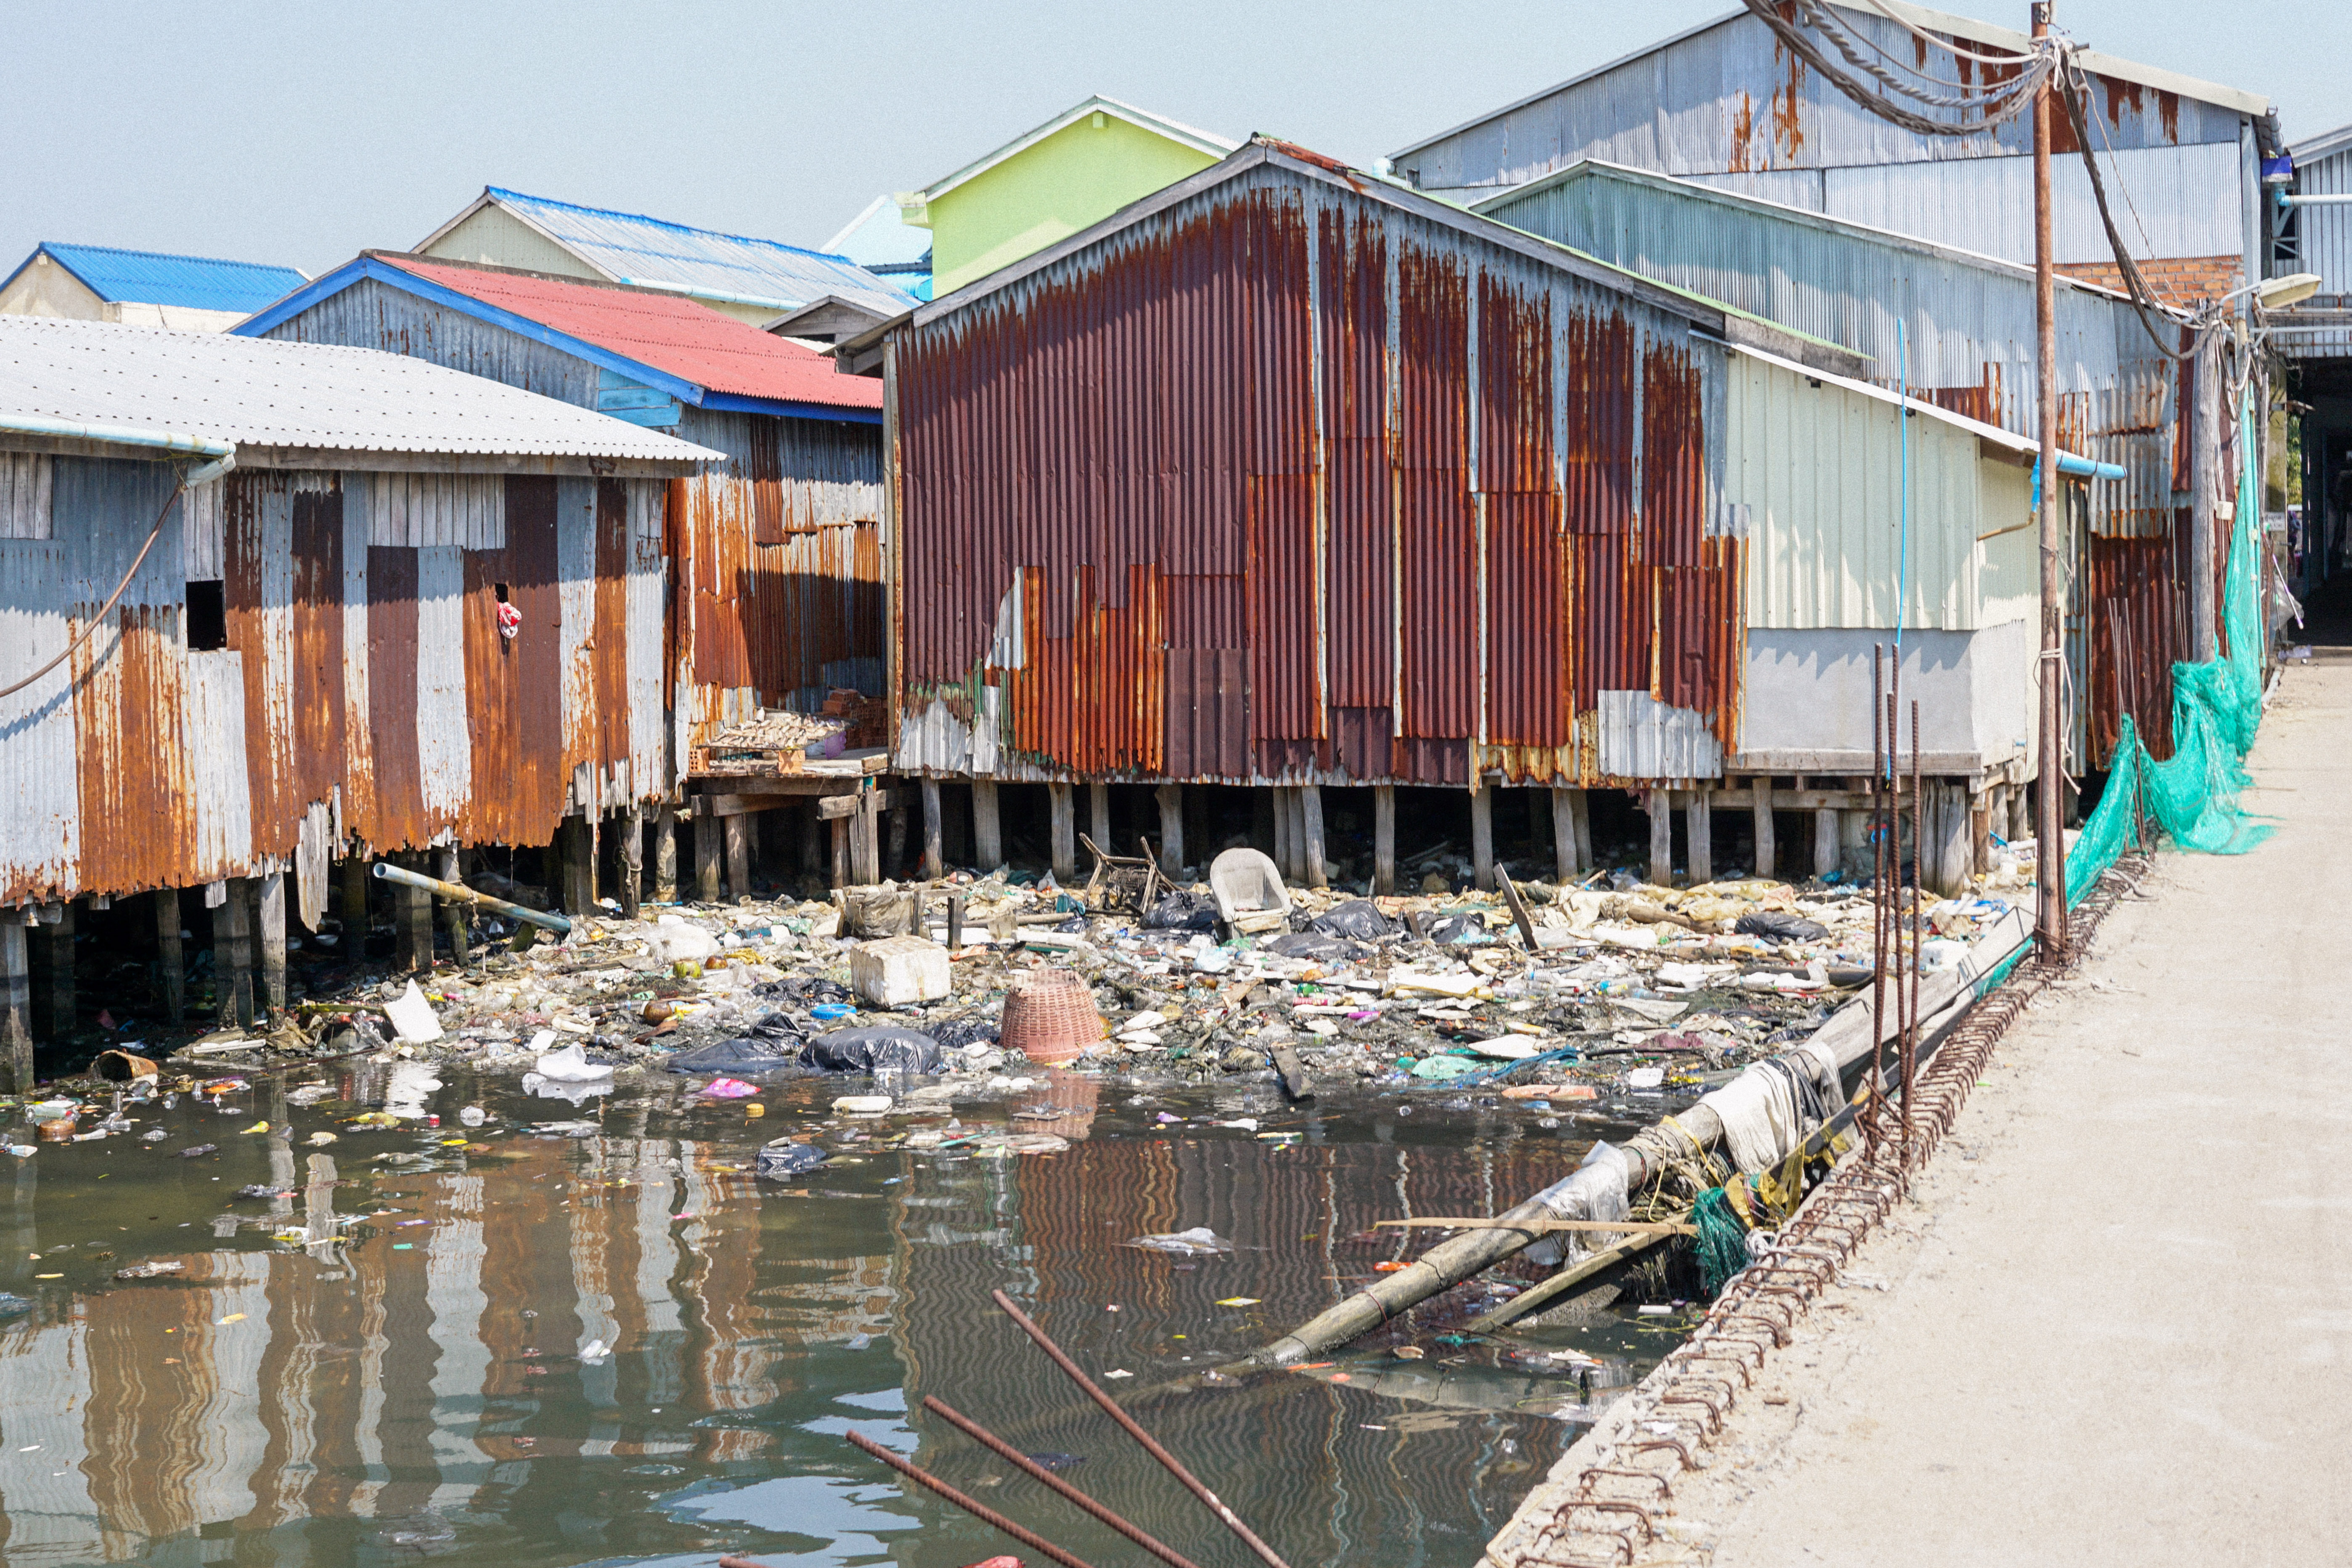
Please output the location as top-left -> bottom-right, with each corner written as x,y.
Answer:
2032,0 -> 2067,961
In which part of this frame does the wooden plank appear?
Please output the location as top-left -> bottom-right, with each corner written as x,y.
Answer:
818,789 -> 891,820
1647,789 -> 1674,887
1686,790 -> 1713,885
1373,785 -> 1396,895
1495,862 -> 1539,951
1470,787 -> 1495,891
704,794 -> 798,818
1462,1231 -> 1676,1333
1376,1218 -> 1697,1236
1155,783 -> 1184,873
1049,782 -> 1075,883
700,775 -> 866,797
1300,784 -> 1328,890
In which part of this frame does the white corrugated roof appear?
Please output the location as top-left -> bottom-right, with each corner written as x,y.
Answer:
0,317 -> 720,462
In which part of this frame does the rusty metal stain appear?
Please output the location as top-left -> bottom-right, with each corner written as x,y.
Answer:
1767,1 -> 1806,163
503,475 -> 567,843
364,543 -> 425,849
593,479 -> 632,768
2086,530 -> 2189,763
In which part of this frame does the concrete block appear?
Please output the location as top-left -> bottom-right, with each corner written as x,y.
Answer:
850,935 -> 950,1007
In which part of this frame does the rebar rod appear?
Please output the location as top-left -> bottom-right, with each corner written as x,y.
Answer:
990,1288 -> 1294,1568
846,1429 -> 1098,1568
923,1396 -> 1209,1568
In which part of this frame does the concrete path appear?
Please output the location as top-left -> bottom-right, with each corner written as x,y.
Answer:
1640,661 -> 2352,1565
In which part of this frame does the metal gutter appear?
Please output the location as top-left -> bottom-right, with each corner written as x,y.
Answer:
0,413 -> 233,461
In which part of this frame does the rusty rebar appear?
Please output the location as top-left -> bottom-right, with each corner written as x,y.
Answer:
846,1429 -> 1097,1568
923,1395 -> 1209,1568
989,1288 -> 1294,1568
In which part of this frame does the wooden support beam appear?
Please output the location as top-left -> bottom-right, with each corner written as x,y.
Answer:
973,780 -> 1003,870
1686,789 -> 1713,885
653,804 -> 678,902
921,777 -> 945,879
723,814 -> 750,901
1088,781 -> 1110,859
257,871 -> 287,1021
1049,782 -> 1076,884
830,815 -> 850,887
853,792 -> 882,885
1155,783 -> 1184,874
0,923 -> 29,1094
816,789 -> 893,819
154,888 -> 185,1025
1270,787 -> 1292,879
215,880 -> 257,1021
1373,785 -> 1396,895
33,903 -> 75,1044
693,812 -> 721,903
433,848 -> 467,966
336,856 -> 369,932
1751,779 -> 1777,879
1470,787 -> 1495,892
1648,789 -> 1674,887
1300,784 -> 1328,890
1552,787 -> 1591,882
618,805 -> 643,918
1814,807 -> 1841,882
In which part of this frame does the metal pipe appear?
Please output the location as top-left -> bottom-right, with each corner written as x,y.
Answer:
2276,190 -> 2352,207
845,1430 -> 1097,1568
0,413 -> 234,459
369,861 -> 571,935
922,1396 -> 1209,1568
989,1289 -> 1294,1568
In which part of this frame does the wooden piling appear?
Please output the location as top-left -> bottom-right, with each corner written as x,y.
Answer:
653,803 -> 679,902
0,922 -> 30,1093
433,847 -> 468,964
1373,785 -> 1396,895
1155,783 -> 1184,874
618,805 -> 643,918
1647,789 -> 1674,887
1299,784 -> 1328,890
257,871 -> 288,1021
885,790 -> 908,878
693,809 -> 722,903
337,856 -> 369,933
1815,805 -> 1841,881
853,791 -> 882,885
1271,787 -> 1294,880
218,880 -> 258,1023
154,888 -> 185,1024
724,814 -> 750,901
831,816 -> 850,887
922,776 -> 945,879
1751,777 -> 1777,879
1088,781 -> 1111,858
1552,787 -> 1591,882
33,903 -> 75,1043
973,779 -> 1003,870
1470,786 -> 1495,892
1049,782 -> 1076,884
1686,789 -> 1713,885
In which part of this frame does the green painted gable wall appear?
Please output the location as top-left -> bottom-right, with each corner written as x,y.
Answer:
928,115 -> 1222,297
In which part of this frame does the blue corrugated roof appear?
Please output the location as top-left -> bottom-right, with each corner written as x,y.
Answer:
485,188 -> 916,315
15,243 -> 307,313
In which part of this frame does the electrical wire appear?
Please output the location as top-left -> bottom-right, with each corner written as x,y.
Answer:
1741,0 -> 2053,138
1794,0 -> 2044,112
2053,60 -> 2198,360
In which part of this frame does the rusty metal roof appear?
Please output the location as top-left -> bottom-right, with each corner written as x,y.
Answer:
0,316 -> 721,463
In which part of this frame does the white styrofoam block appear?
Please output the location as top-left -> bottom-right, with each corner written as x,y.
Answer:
850,935 -> 951,1007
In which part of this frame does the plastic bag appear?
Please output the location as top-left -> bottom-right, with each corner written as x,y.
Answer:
1310,899 -> 1395,940
1263,930 -> 1353,961
756,1139 -> 829,1180
644,916 -> 721,964
1125,1226 -> 1234,1255
807,1025 -> 943,1075
1733,910 -> 1829,943
1143,890 -> 1219,932
665,1034 -> 807,1075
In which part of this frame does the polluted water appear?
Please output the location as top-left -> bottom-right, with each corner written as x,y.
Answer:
0,1060 -> 1707,1568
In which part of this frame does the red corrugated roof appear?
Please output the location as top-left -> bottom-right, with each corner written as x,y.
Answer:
380,256 -> 882,412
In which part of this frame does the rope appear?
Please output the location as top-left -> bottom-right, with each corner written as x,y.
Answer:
0,471 -> 188,702
1851,0 -> 2055,66
1742,0 -> 2055,138
1793,0 -> 2046,113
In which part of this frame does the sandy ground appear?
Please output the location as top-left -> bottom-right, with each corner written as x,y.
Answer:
1594,659 -> 2352,1565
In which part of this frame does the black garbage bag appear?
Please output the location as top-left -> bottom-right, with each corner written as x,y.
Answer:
1310,898 -> 1395,940
755,1139 -> 830,1180
1143,890 -> 1219,932
1734,910 -> 1830,943
665,1034 -> 807,1075
1424,911 -> 1486,944
930,1016 -> 1001,1053
1263,930 -> 1353,962
808,1025 -> 943,1075
754,975 -> 854,1006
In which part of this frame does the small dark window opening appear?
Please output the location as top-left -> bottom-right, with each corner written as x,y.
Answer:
494,583 -> 510,603
185,580 -> 227,651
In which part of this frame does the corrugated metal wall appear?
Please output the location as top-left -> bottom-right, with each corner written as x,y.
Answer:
892,161 -> 1742,787
261,283 -> 890,771
2282,143 -> 2352,358
1392,7 -> 2250,273
0,452 -> 670,908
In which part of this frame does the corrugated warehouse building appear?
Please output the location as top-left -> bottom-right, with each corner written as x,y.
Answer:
0,318 -> 715,1079
1388,1 -> 2278,304
240,254 -> 894,900
1473,159 -> 2200,772
845,139 -> 2108,895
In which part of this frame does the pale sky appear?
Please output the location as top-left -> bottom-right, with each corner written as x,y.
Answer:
4,0 -> 2344,277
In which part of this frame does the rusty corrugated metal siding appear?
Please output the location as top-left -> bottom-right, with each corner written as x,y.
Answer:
893,161 -> 1740,787
0,450 -> 675,907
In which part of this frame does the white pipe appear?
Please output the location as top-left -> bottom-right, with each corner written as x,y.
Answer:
0,413 -> 234,460
2278,191 -> 2352,207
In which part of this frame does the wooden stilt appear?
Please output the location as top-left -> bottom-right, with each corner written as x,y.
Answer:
1373,785 -> 1396,895
1751,778 -> 1777,879
0,922 -> 30,1093
922,777 -> 945,879
654,803 -> 679,902
973,779 -> 1003,870
1551,787 -> 1587,882
337,856 -> 369,933
1815,806 -> 1841,882
942,782 -> 969,866
723,814 -> 750,901
1686,789 -> 1713,885
1049,782 -> 1075,884
693,809 -> 722,903
433,847 -> 467,966
1648,789 -> 1674,887
885,790 -> 907,879
257,872 -> 288,1021
854,792 -> 882,885
1155,783 -> 1184,874
1300,784 -> 1328,890
618,805 -> 643,918
1470,786 -> 1495,892
830,816 -> 850,887
154,888 -> 185,1024
221,880 -> 258,1022
1271,788 -> 1294,880
1088,781 -> 1110,860
33,904 -> 75,1043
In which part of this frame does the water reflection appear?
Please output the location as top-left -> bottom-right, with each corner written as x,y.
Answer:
0,1070 -> 1651,1566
